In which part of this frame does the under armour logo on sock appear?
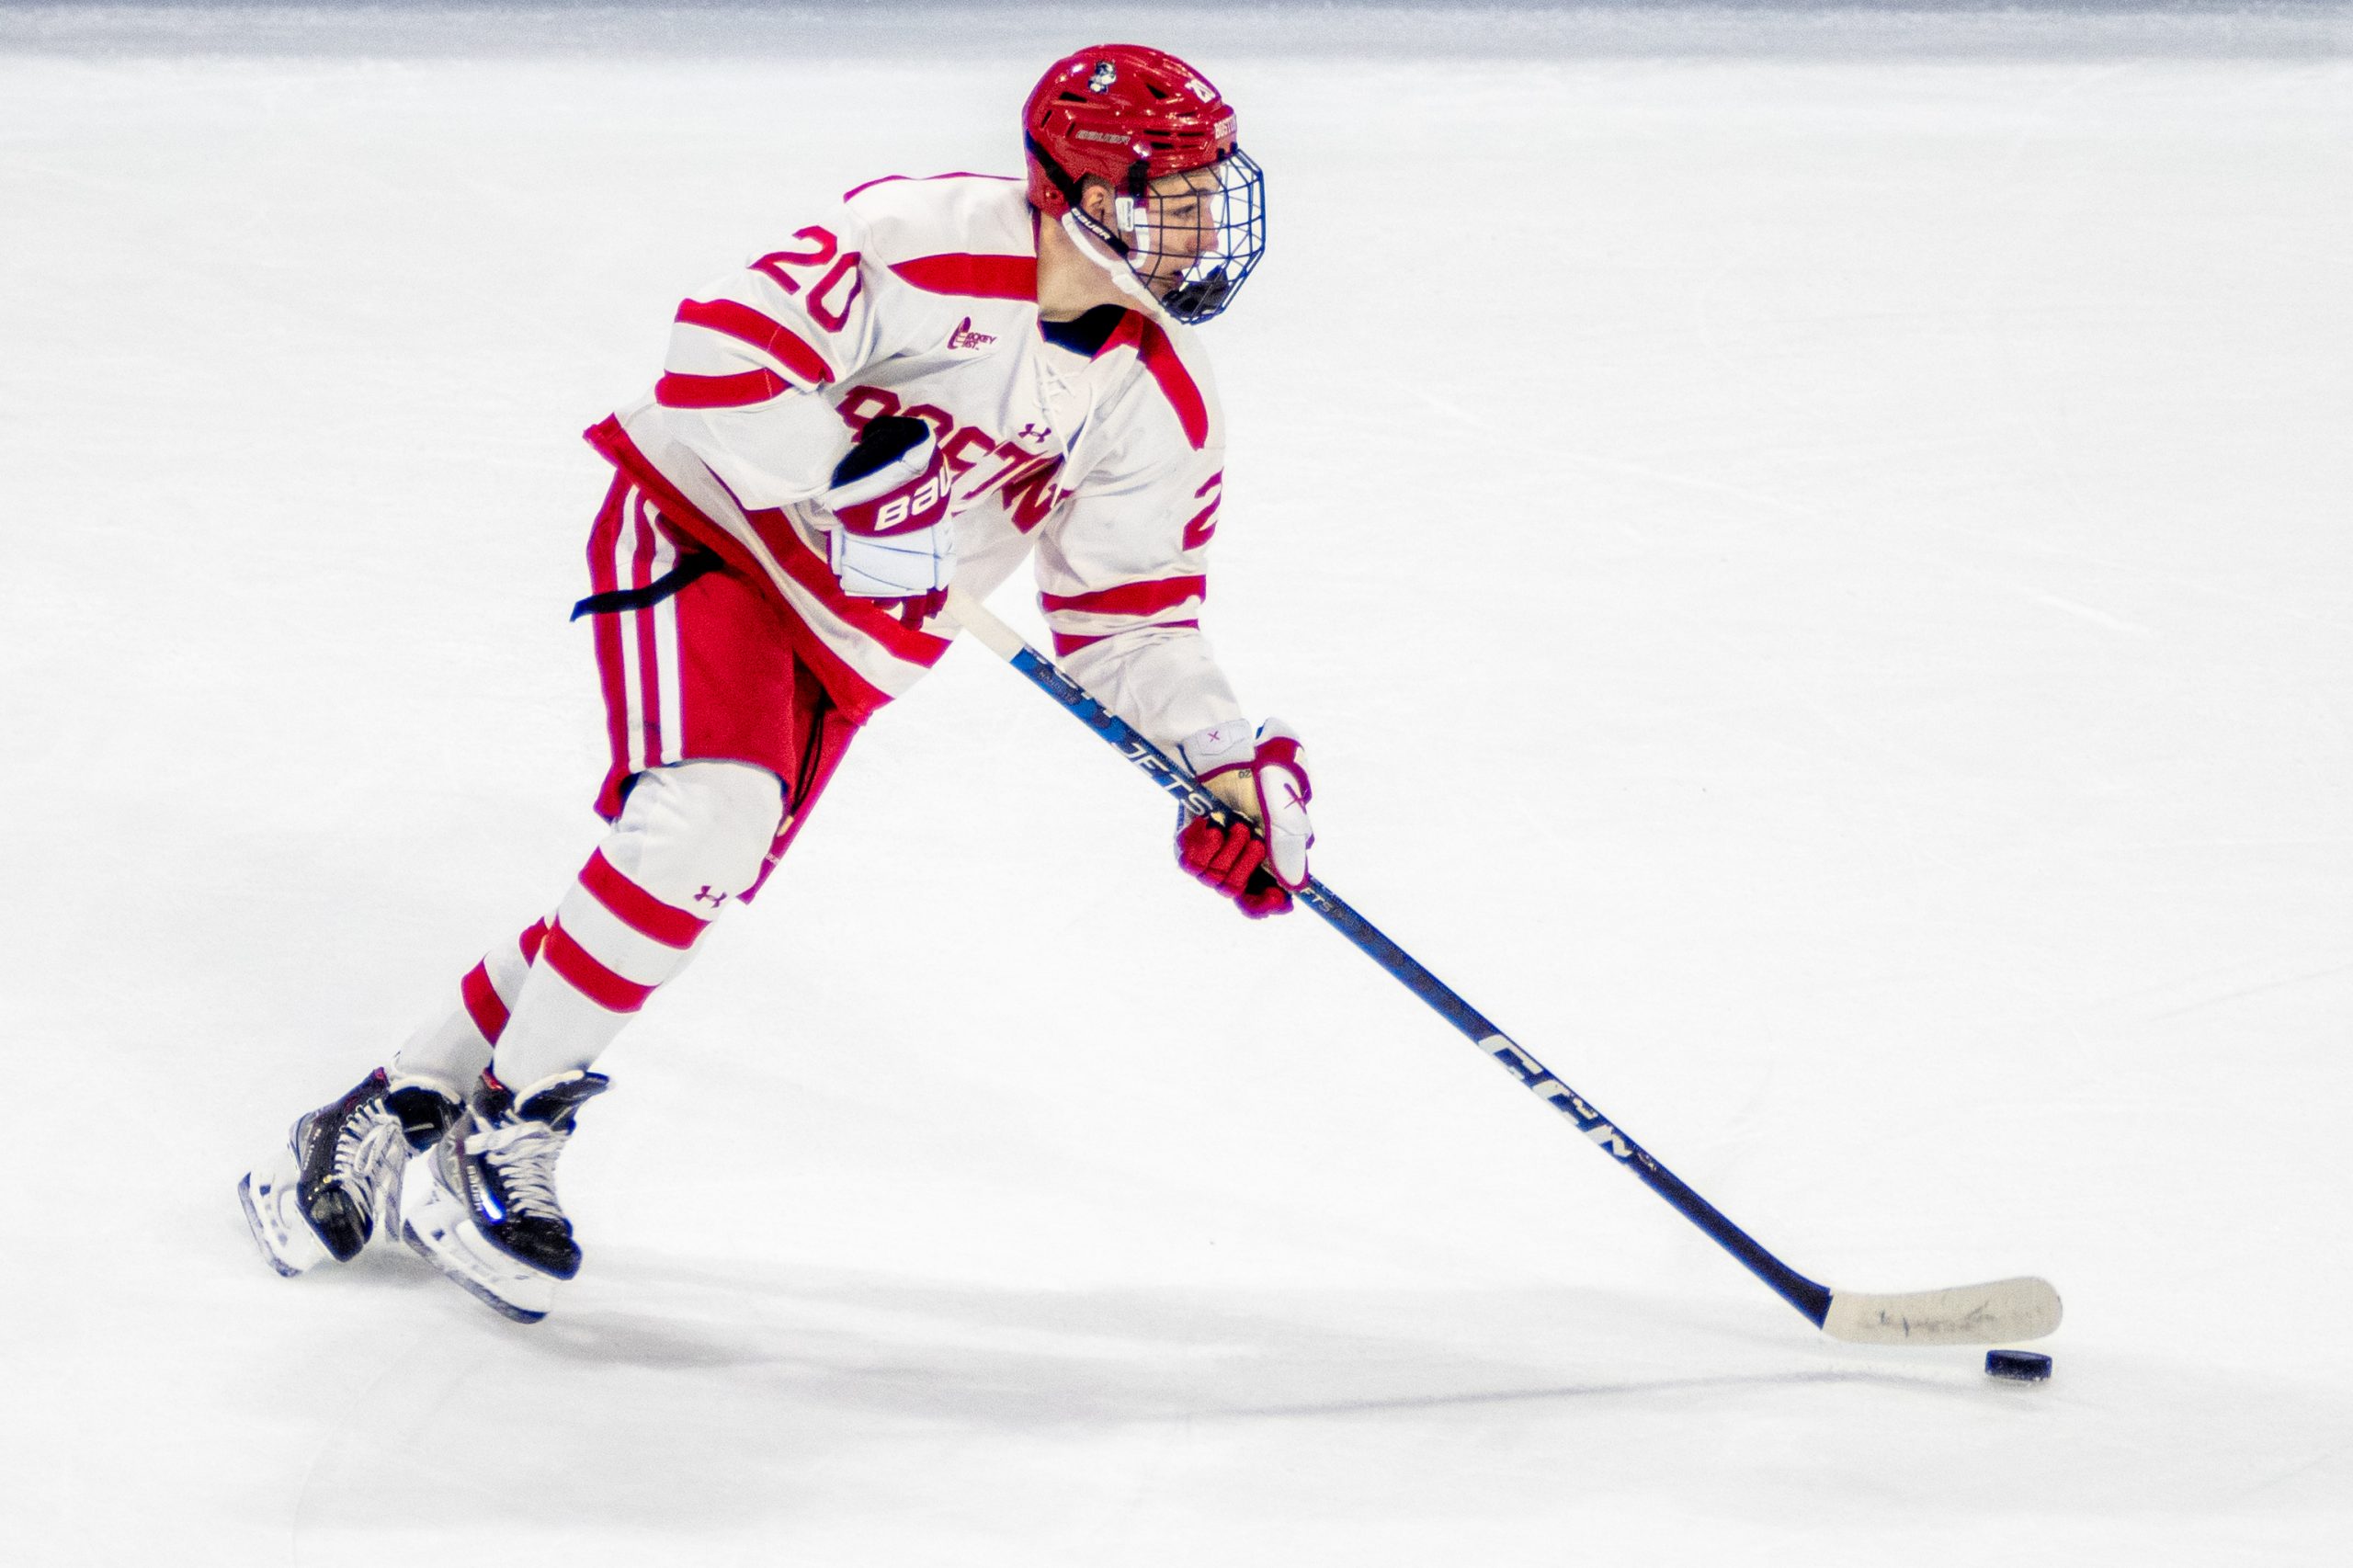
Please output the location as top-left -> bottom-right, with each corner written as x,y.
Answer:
693,886 -> 731,910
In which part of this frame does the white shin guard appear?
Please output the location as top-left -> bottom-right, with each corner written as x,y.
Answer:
493,761 -> 785,1086
393,761 -> 786,1091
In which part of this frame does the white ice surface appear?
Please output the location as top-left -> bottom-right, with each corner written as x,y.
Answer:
2,8 -> 2349,1565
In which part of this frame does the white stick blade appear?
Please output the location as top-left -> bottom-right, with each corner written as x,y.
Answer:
1822,1276 -> 2062,1346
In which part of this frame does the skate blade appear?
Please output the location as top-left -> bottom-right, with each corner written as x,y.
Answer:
239,1153 -> 329,1278
398,1156 -> 556,1324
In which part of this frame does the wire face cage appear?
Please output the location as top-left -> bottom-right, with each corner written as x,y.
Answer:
1150,148 -> 1265,324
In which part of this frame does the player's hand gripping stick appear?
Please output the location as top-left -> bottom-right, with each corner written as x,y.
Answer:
1176,719 -> 1315,917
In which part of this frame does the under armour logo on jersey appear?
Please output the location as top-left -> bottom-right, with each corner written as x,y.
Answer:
693,886 -> 731,910
1017,421 -> 1050,442
947,316 -> 995,352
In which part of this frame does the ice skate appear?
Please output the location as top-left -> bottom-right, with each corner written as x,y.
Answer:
239,1068 -> 461,1277
400,1068 -> 608,1323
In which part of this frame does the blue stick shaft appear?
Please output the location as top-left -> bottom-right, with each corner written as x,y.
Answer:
998,642 -> 1834,1328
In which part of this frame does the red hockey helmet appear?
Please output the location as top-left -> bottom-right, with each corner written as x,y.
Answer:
1023,44 -> 1266,323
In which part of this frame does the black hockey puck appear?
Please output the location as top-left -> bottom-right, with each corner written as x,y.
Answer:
1985,1349 -> 2052,1382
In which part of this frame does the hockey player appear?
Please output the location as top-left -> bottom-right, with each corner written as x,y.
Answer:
238,44 -> 1316,1322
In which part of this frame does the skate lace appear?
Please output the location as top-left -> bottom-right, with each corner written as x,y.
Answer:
479,1120 -> 570,1223
331,1098 -> 407,1199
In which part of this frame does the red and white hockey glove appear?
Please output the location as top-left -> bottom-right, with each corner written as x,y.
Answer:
1175,719 -> 1315,919
821,415 -> 955,602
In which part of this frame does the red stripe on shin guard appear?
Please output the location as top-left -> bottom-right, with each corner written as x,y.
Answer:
578,849 -> 708,949
460,961 -> 511,1043
541,921 -> 657,1014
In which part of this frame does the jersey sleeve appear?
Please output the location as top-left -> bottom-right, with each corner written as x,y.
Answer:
640,205 -> 899,511
1034,353 -> 1245,756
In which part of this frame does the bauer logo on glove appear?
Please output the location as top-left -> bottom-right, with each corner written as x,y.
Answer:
822,414 -> 957,597
1175,719 -> 1314,918
825,415 -> 949,534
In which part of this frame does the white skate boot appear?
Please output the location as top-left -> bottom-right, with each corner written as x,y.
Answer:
240,1068 -> 461,1277
400,1068 -> 608,1323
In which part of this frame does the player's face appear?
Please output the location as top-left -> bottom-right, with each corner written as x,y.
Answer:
1130,166 -> 1222,296
1084,166 -> 1222,302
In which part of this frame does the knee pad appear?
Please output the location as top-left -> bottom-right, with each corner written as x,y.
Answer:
606,761 -> 786,914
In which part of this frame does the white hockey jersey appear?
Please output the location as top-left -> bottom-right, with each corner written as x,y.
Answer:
586,172 -> 1245,752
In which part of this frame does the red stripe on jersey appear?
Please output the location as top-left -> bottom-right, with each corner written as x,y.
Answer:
1053,619 -> 1198,657
655,369 -> 790,409
519,918 -> 550,964
889,254 -> 1038,300
675,299 -> 835,385
540,921 -> 656,1014
1181,497 -> 1220,550
1040,575 -> 1207,618
843,171 -> 1014,200
460,961 -> 510,1043
1091,312 -> 1209,449
578,848 -> 708,949
1097,310 -> 1145,359
1134,319 -> 1210,449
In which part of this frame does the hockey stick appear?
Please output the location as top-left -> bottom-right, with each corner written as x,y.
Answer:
946,587 -> 2060,1347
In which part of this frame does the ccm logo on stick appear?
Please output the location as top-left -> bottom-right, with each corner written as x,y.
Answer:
1485,1036 -> 1636,1157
